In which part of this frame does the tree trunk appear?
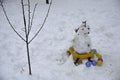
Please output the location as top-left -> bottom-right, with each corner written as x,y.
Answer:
26,34 -> 32,75
26,42 -> 32,75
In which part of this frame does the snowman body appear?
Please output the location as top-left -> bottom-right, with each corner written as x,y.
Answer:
73,23 -> 91,54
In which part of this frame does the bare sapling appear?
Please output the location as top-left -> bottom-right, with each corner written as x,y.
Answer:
0,0 -> 52,75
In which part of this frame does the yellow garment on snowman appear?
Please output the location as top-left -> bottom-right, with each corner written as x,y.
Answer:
69,47 -> 94,59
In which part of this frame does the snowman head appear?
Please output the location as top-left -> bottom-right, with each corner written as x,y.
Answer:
75,21 -> 90,36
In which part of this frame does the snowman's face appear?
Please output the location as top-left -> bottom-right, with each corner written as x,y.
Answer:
75,25 -> 90,36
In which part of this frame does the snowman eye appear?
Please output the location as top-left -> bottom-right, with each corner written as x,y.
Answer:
75,28 -> 79,33
88,28 -> 90,30
88,44 -> 90,47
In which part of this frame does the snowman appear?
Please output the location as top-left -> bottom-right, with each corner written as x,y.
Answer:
67,21 -> 92,65
73,21 -> 91,54
67,21 -> 103,66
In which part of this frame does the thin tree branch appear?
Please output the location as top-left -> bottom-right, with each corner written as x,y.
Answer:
21,0 -> 28,37
28,3 -> 38,36
28,0 -> 52,44
27,0 -> 31,35
0,1 -> 26,42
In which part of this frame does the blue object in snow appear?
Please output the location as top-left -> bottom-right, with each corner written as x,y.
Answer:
91,60 -> 97,66
86,61 -> 91,67
93,49 -> 97,53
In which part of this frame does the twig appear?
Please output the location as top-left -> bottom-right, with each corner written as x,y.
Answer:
0,1 -> 26,42
28,0 -> 52,44
21,0 -> 28,36
28,3 -> 38,35
27,0 -> 31,35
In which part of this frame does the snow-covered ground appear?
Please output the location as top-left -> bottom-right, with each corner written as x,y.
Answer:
0,0 -> 120,80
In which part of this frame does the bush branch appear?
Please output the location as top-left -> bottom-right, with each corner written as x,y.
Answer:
28,0 -> 52,44
21,0 -> 28,36
0,1 -> 26,42
27,0 -> 31,35
28,3 -> 38,36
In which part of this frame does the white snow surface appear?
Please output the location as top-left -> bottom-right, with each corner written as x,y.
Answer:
0,0 -> 120,80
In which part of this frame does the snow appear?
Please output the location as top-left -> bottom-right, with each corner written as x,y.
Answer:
73,22 -> 91,53
0,0 -> 120,80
